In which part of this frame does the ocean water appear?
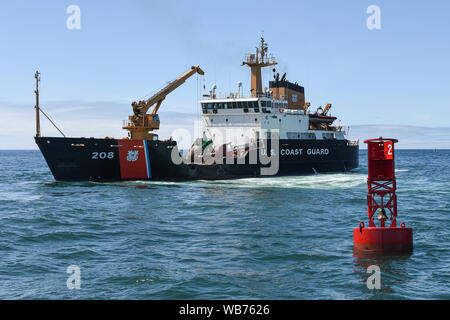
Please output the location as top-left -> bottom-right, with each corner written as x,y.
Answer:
0,149 -> 448,299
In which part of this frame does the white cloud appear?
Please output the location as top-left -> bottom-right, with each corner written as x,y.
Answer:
349,125 -> 450,149
0,100 -> 449,149
0,100 -> 200,149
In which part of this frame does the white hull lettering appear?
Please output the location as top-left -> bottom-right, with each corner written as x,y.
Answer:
280,148 -> 329,156
280,148 -> 303,156
307,148 -> 329,155
260,149 -> 277,156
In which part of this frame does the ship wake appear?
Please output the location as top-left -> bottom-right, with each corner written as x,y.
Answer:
129,172 -> 366,190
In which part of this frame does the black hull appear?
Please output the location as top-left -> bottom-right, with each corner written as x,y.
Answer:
35,137 -> 359,181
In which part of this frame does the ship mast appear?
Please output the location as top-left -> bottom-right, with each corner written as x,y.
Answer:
35,71 -> 41,137
242,37 -> 277,97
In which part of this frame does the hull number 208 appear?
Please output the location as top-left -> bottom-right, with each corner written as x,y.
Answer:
91,152 -> 114,159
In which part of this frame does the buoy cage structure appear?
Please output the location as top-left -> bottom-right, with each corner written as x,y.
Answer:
353,138 -> 413,253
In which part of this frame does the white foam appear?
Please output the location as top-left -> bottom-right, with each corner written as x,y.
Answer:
126,173 -> 367,190
0,192 -> 43,202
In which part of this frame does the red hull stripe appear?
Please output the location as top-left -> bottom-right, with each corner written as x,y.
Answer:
118,139 -> 150,179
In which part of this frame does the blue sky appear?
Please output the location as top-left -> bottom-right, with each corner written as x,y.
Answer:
0,0 -> 449,148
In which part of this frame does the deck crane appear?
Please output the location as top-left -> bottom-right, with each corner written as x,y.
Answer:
123,65 -> 205,140
322,103 -> 332,116
314,103 -> 332,116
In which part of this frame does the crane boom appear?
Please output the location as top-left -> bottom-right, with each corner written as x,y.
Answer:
131,66 -> 205,116
322,103 -> 332,116
123,65 -> 204,140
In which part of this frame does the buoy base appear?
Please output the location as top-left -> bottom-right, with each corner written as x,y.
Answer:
353,226 -> 413,253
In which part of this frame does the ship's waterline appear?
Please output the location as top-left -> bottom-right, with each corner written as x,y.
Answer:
36,136 -> 358,181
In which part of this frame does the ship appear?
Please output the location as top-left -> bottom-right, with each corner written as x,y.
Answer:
35,37 -> 359,181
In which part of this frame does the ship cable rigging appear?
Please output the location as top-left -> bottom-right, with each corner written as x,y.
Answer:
34,71 -> 66,138
38,107 -> 66,138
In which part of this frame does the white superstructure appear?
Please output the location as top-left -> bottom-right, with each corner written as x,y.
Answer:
200,95 -> 346,147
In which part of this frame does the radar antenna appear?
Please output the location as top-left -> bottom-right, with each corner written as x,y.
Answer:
242,36 -> 277,97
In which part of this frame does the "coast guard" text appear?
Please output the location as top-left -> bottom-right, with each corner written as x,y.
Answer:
281,148 -> 329,156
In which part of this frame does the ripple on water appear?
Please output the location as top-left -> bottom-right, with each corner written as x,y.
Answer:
0,150 -> 449,299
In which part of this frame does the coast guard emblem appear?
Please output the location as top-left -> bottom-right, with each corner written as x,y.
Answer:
126,150 -> 139,162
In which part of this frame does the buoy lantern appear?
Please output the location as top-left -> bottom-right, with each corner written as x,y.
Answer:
353,138 -> 413,253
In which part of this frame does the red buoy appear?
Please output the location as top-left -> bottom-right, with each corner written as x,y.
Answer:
353,137 -> 413,253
